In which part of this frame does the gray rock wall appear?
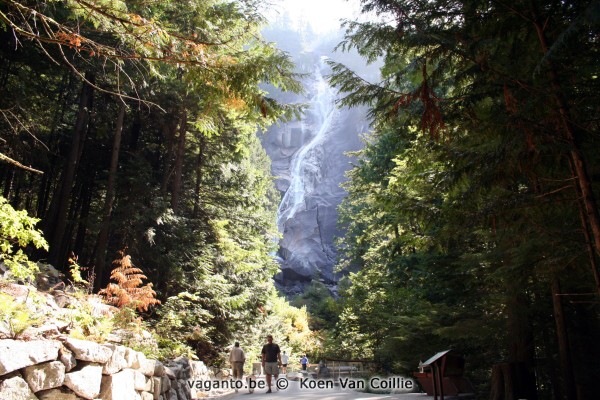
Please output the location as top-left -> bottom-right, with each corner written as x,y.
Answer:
0,338 -> 214,400
262,63 -> 367,296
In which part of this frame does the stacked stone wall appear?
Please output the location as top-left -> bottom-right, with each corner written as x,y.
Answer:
0,337 -> 211,400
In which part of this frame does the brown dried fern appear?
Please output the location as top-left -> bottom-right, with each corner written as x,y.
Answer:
99,248 -> 160,312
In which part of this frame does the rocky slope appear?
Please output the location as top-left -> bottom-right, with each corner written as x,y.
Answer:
0,271 -> 221,400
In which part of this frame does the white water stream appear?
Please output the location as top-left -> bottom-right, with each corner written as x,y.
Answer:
276,58 -> 338,233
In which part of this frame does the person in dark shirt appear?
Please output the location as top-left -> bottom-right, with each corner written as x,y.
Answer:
261,335 -> 281,393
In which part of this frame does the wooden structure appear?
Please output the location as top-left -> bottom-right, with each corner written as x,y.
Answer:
316,358 -> 372,380
413,350 -> 475,400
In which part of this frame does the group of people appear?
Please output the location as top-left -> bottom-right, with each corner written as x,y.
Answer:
228,335 -> 310,393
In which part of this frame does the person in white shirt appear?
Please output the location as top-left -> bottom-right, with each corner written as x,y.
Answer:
229,342 -> 246,385
281,350 -> 289,374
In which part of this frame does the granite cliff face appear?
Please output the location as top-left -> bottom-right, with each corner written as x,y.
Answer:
261,55 -> 368,296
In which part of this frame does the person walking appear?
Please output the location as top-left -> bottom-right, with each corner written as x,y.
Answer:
300,355 -> 308,371
261,335 -> 281,393
281,350 -> 289,374
229,341 -> 245,391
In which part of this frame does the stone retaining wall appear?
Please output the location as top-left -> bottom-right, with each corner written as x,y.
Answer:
0,337 -> 211,400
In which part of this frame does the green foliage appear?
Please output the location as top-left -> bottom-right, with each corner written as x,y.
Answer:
329,0 -> 600,394
0,196 -> 49,281
66,302 -> 114,342
154,291 -> 212,357
291,281 -> 341,332
231,293 -> 319,373
68,254 -> 90,289
0,292 -> 42,338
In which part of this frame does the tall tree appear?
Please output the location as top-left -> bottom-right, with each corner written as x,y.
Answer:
330,0 -> 600,397
94,101 -> 126,290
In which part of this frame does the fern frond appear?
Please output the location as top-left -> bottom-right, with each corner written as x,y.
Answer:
99,248 -> 161,312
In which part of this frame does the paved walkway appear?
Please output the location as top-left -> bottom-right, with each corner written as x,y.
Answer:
203,375 -> 435,400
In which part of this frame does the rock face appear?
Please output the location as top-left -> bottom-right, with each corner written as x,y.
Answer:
261,55 -> 367,296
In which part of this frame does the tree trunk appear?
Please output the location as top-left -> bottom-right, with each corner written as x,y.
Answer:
193,136 -> 205,217
506,287 -> 537,400
37,73 -> 73,219
567,158 -> 600,295
36,171 -> 52,218
94,101 -> 125,291
128,111 -> 141,153
530,6 -> 600,295
171,109 -> 187,214
73,173 -> 94,262
160,119 -> 178,196
2,168 -> 13,198
10,169 -> 22,206
490,362 -> 536,400
46,72 -> 95,267
551,278 -> 577,400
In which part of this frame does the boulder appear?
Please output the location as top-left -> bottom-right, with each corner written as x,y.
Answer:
152,376 -> 162,398
59,345 -> 77,372
0,374 -> 38,399
177,379 -> 191,400
164,366 -> 177,380
134,369 -> 150,391
64,337 -> 113,363
102,344 -> 127,374
34,263 -> 64,291
86,296 -> 115,318
189,360 -> 208,378
124,347 -> 141,369
0,339 -> 61,375
154,360 -> 166,376
22,360 -> 65,392
52,290 -> 79,308
99,368 -> 137,400
160,375 -> 171,393
140,391 -> 154,400
63,363 -> 103,399
139,358 -> 165,377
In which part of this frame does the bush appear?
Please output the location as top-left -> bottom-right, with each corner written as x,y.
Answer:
0,196 -> 49,281
0,292 -> 43,338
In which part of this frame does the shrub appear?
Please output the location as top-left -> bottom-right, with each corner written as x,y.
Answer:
0,196 -> 49,281
0,292 -> 42,338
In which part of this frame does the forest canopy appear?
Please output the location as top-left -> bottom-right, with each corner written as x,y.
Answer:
326,0 -> 600,399
1,1 -> 600,399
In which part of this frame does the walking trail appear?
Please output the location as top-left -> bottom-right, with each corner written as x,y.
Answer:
210,374 -> 435,400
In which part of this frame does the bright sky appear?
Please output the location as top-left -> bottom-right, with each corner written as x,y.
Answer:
266,0 -> 363,34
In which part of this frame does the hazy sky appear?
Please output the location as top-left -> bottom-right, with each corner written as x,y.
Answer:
266,0 -> 363,34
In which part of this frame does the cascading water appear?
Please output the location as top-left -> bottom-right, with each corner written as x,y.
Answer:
260,48 -> 367,295
276,57 -> 338,233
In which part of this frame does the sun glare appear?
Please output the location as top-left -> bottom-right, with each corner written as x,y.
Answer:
267,0 -> 362,34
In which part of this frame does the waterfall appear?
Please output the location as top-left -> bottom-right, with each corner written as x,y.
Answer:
276,57 -> 338,233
